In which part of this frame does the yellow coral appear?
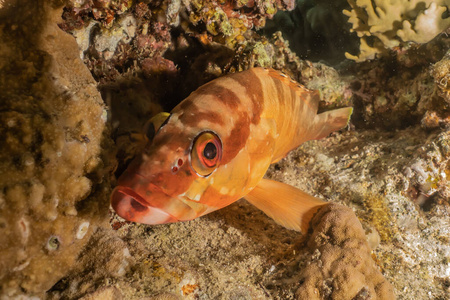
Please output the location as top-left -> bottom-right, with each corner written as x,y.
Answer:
344,0 -> 450,61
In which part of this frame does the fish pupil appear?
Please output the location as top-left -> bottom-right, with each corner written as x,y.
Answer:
203,142 -> 217,159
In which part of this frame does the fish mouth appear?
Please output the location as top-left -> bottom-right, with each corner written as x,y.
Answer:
111,186 -> 179,225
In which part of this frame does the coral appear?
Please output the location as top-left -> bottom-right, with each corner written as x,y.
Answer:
344,52 -> 450,130
62,1 -> 173,83
433,49 -> 450,103
93,13 -> 137,60
0,0 -> 112,297
265,124 -> 450,298
404,130 -> 450,202
63,0 -> 133,29
299,60 -> 353,108
182,0 -> 295,48
344,0 -> 450,61
296,203 -> 395,299
47,229 -> 134,299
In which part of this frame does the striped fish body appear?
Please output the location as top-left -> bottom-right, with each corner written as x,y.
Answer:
111,68 -> 352,232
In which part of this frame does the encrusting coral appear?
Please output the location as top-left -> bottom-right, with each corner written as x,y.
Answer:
296,203 -> 395,299
344,0 -> 450,61
0,0 -> 112,297
181,0 -> 295,48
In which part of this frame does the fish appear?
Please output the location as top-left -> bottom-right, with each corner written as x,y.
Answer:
111,67 -> 352,233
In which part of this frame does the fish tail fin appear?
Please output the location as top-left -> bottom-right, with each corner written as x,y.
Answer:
309,107 -> 353,140
245,179 -> 327,233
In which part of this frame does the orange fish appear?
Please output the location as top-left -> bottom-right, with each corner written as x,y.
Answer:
111,68 -> 352,233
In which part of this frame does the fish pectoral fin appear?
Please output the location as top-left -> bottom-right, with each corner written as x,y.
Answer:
244,179 -> 327,233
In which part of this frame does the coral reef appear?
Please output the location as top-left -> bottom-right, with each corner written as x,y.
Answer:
433,49 -> 450,104
181,0 -> 295,48
344,0 -> 450,61
0,0 -> 112,297
268,126 -> 450,299
264,0 -> 450,63
344,47 -> 450,130
2,0 -> 449,299
47,228 -> 134,299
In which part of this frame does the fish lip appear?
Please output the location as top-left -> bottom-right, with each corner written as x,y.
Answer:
111,185 -> 179,223
113,172 -> 199,222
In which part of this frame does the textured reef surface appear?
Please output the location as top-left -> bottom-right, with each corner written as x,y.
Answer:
1,0 -> 449,299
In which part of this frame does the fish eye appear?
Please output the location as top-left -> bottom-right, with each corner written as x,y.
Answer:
190,131 -> 222,176
143,112 -> 171,141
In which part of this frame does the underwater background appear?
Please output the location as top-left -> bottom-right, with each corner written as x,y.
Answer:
0,0 -> 449,299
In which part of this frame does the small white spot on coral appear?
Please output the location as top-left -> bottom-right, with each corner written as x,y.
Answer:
101,109 -> 108,122
76,221 -> 90,239
18,217 -> 30,244
12,259 -> 30,272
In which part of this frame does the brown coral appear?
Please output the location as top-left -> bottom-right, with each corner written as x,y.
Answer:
296,203 -> 395,299
0,0 -> 111,297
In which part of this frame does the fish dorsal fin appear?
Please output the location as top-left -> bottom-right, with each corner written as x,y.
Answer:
265,68 -> 319,112
244,179 -> 327,233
